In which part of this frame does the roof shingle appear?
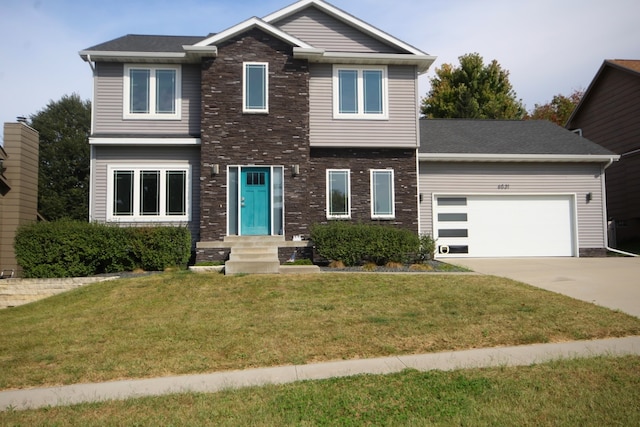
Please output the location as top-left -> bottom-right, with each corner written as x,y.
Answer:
419,119 -> 615,156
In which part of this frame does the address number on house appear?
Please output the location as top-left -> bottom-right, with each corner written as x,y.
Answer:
497,184 -> 510,190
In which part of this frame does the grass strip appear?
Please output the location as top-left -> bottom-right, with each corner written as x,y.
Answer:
1,356 -> 639,425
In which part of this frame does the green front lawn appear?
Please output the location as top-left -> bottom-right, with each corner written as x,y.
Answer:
1,271 -> 639,390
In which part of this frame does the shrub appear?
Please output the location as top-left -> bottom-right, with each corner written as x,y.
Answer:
417,233 -> 437,261
15,220 -> 191,278
310,222 -> 420,266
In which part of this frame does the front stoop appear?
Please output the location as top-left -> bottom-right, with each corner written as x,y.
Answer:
224,236 -> 283,275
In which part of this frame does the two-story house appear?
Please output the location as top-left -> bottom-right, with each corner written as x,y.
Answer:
80,0 -> 618,270
80,0 -> 436,272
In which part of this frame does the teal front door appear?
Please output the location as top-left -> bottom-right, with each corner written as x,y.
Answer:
240,167 -> 270,235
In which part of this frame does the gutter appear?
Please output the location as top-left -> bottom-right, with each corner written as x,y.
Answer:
418,153 -> 620,163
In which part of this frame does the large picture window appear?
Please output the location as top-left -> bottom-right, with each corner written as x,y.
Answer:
327,169 -> 350,219
109,166 -> 190,221
333,66 -> 387,119
124,65 -> 181,119
371,169 -> 395,219
243,62 -> 268,113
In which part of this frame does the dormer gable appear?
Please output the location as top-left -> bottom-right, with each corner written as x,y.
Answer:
193,17 -> 313,49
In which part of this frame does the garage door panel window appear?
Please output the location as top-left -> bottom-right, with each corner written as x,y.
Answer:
438,229 -> 468,238
437,197 -> 467,206
438,213 -> 468,222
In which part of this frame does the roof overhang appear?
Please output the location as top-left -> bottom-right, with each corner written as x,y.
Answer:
294,48 -> 436,73
90,137 -> 201,146
79,47 -> 217,64
418,153 -> 621,163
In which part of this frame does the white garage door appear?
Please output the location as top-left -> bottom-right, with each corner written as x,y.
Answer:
434,195 -> 576,258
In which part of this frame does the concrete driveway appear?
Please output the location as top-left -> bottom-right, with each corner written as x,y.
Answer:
450,257 -> 640,318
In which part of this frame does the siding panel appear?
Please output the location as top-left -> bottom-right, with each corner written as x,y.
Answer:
418,162 -> 607,249
309,64 -> 418,147
273,7 -> 402,53
567,66 -> 640,226
94,63 -> 201,136
92,145 -> 201,241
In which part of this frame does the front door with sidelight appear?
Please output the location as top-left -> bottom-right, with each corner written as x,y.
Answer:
240,167 -> 270,235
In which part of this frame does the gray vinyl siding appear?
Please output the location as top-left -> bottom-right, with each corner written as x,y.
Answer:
91,145 -> 201,242
309,63 -> 418,147
93,62 -> 201,136
272,7 -> 403,53
418,162 -> 607,249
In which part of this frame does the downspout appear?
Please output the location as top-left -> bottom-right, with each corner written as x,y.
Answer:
86,54 -> 96,73
601,157 -> 639,256
85,55 -> 96,222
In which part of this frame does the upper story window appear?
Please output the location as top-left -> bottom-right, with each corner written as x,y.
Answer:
123,65 -> 181,120
370,169 -> 395,219
326,169 -> 351,219
333,65 -> 388,120
243,62 -> 268,113
108,165 -> 190,222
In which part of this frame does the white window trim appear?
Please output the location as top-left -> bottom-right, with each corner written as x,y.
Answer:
243,62 -> 269,114
332,65 -> 388,120
326,169 -> 351,219
106,164 -> 191,222
370,169 -> 395,219
123,64 -> 182,120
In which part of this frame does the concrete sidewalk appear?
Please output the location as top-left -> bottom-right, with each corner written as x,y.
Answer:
2,336 -> 639,411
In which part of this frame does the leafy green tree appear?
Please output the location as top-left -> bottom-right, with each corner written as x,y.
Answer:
526,89 -> 583,126
29,94 -> 91,221
421,53 -> 525,119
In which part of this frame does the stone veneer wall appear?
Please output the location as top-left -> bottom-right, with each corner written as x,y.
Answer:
197,29 -> 420,263
308,148 -> 419,233
198,29 -> 310,261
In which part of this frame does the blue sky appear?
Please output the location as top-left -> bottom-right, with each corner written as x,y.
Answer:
1,0 -> 639,137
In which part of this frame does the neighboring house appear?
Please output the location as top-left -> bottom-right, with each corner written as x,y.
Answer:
79,0 -> 618,268
79,0 -> 435,272
0,121 -> 40,278
418,120 -> 618,258
566,60 -> 640,246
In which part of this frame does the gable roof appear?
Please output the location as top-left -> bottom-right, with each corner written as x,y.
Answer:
264,0 -> 427,56
194,17 -> 313,49
419,119 -> 618,163
566,59 -> 640,126
79,0 -> 435,72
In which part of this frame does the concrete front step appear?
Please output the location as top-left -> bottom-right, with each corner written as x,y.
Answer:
225,261 -> 280,275
228,252 -> 278,262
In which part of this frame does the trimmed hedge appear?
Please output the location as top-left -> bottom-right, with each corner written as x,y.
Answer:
310,222 -> 421,266
15,220 -> 191,278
